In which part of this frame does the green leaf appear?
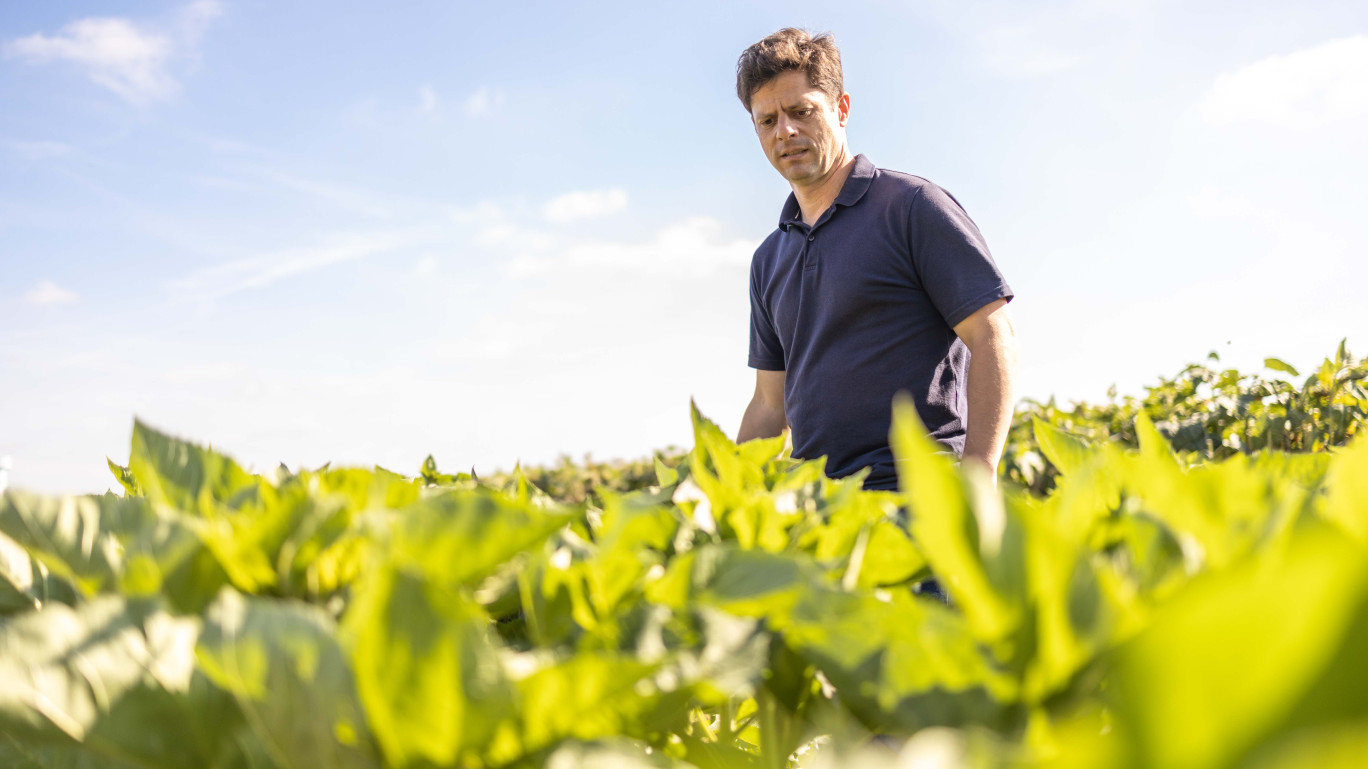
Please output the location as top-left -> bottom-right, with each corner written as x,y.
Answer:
1111,526 -> 1368,769
891,396 -> 1021,644
197,590 -> 381,769
106,460 -> 140,498
510,653 -> 660,755
343,565 -> 515,768
127,419 -> 262,517
654,456 -> 680,488
0,491 -> 209,603
1032,418 -> 1095,477
781,590 -> 1019,734
1323,436 -> 1368,543
1134,412 -> 1180,467
1265,358 -> 1301,378
0,596 -> 243,768
390,489 -> 574,588
854,520 -> 927,590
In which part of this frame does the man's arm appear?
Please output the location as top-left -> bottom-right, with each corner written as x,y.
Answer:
952,298 -> 1019,479
738,369 -> 787,443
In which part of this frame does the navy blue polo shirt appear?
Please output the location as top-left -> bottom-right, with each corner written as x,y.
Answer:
748,154 -> 1012,490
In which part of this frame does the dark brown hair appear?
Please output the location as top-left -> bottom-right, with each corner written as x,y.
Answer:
736,28 -> 844,113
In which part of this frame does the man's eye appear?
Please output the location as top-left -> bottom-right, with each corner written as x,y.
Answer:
795,109 -> 812,117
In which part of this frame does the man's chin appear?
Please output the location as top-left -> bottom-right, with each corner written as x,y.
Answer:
780,166 -> 821,185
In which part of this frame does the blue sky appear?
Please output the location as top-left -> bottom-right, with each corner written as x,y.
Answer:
3,0 -> 1366,493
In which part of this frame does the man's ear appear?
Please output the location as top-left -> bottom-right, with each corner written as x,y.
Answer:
837,92 -> 851,127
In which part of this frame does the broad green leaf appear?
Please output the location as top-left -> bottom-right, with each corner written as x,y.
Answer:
127,419 -> 261,517
506,653 -> 660,757
0,735 -> 144,769
390,489 -> 574,588
781,589 -> 1018,734
1134,412 -> 1180,467
654,456 -> 680,488
1112,526 -> 1368,769
1240,720 -> 1368,769
652,545 -> 812,620
197,590 -> 381,769
0,596 -> 243,768
0,532 -> 46,614
343,565 -> 514,769
0,491 -> 207,602
892,396 -> 1020,644
854,520 -> 926,590
1032,418 -> 1095,477
1323,436 -> 1368,543
596,493 -> 679,554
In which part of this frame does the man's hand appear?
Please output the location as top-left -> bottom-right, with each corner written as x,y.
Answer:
738,369 -> 787,443
952,299 -> 1019,481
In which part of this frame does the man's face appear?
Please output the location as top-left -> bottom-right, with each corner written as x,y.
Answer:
749,70 -> 850,189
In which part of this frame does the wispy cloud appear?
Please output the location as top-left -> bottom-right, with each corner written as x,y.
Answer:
1202,35 -> 1368,130
167,228 -> 440,301
176,0 -> 223,46
449,201 -> 546,247
508,216 -> 752,280
417,84 -> 438,114
25,280 -> 78,305
1,1 -> 222,104
543,188 -> 629,223
266,170 -> 396,219
463,87 -> 502,117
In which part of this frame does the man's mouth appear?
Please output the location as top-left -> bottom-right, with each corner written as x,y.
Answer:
780,148 -> 809,160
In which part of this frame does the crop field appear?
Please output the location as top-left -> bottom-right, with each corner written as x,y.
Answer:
1,344 -> 1367,769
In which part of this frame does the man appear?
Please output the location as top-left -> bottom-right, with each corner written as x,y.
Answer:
735,28 -> 1019,490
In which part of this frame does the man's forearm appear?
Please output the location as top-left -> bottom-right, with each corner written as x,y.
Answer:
961,333 -> 1019,475
738,400 -> 787,443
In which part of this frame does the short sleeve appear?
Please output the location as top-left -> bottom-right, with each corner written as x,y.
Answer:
748,263 -> 786,370
908,183 -> 1013,329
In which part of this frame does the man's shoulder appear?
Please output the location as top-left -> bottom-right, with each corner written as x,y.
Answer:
867,166 -> 971,219
869,165 -> 941,201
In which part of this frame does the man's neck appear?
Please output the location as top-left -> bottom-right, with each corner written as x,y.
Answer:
792,151 -> 857,226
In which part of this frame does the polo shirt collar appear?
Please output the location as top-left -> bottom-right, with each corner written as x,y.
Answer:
777,154 -> 876,230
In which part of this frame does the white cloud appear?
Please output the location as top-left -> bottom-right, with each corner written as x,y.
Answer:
463,87 -> 502,117
167,228 -> 440,301
266,171 -> 395,219
176,0 -> 223,46
417,85 -> 438,114
413,254 -> 439,277
432,214 -> 756,459
1202,35 -> 1368,130
1188,185 -> 1251,219
508,216 -> 754,280
543,188 -> 629,223
25,280 -> 78,305
1,1 -> 221,104
448,201 -> 546,247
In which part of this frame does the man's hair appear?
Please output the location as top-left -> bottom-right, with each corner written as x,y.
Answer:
735,28 -> 843,113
